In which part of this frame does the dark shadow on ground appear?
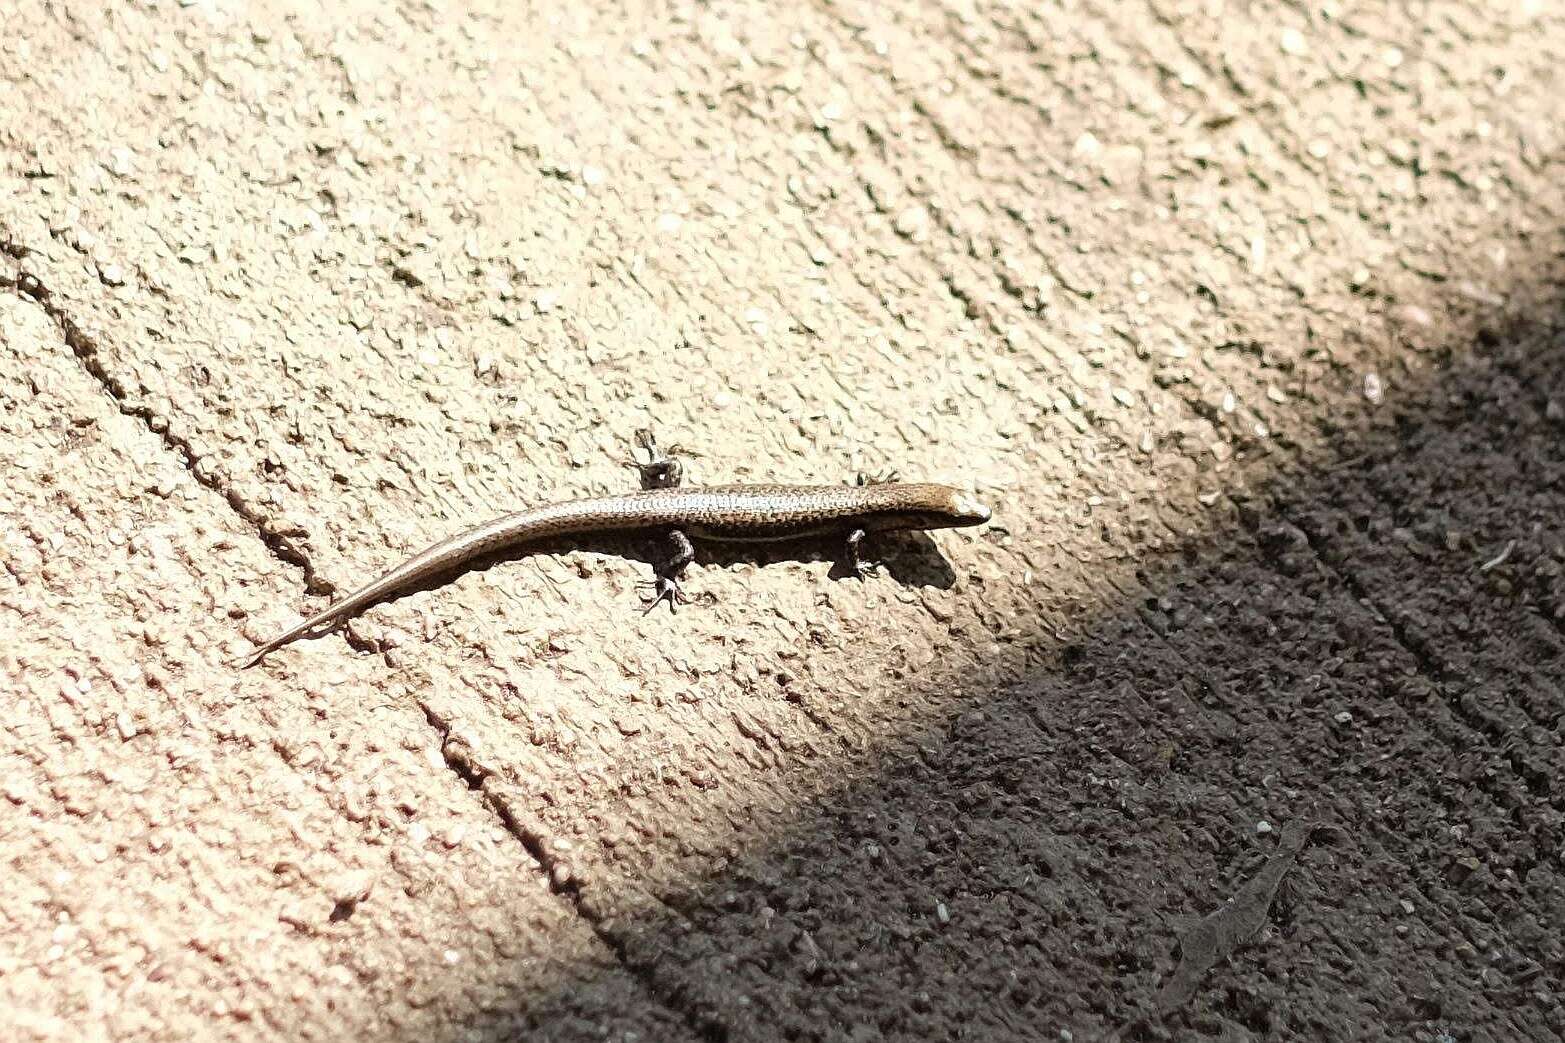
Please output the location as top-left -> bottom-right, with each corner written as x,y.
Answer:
461,274 -> 1565,1041
241,522 -> 959,664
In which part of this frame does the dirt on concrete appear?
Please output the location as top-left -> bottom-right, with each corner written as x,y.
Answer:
1,0 -> 1562,1040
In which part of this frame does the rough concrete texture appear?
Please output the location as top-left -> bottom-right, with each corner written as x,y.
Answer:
1,0 -> 1561,1040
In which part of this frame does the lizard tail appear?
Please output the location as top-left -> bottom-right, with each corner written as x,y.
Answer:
231,606 -> 342,669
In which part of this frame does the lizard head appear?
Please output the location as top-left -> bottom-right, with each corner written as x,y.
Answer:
866,484 -> 992,531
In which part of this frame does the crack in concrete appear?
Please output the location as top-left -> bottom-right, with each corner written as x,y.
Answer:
1,244 -> 734,1037
418,699 -> 731,1043
0,262 -> 330,601
0,233 -> 832,1042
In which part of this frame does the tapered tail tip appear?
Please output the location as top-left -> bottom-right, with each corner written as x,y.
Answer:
229,644 -> 270,670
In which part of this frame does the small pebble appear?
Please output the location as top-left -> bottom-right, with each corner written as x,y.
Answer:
1395,304 -> 1433,327
1256,820 -> 1273,835
1363,373 -> 1384,405
108,147 -> 135,177
893,206 -> 929,240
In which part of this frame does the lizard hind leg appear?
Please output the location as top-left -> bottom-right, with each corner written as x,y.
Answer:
843,527 -> 881,579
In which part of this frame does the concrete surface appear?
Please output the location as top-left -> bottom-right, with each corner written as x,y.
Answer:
2,0 -> 1562,1040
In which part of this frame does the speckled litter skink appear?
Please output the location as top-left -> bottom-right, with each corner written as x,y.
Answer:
236,432 -> 991,667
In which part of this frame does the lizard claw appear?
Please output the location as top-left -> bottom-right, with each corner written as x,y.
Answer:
850,558 -> 882,580
842,527 -> 880,579
639,576 -> 688,614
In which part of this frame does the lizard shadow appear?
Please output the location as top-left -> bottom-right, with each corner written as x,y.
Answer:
690,528 -> 959,588
289,526 -> 960,652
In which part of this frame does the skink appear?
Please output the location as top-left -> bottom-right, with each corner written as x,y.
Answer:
237,432 -> 990,667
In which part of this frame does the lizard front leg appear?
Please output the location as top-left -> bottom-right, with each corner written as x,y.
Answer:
629,428 -> 685,490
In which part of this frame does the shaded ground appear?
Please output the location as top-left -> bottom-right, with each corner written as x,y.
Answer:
1,1 -> 1562,1041
581,310 -> 1565,1041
